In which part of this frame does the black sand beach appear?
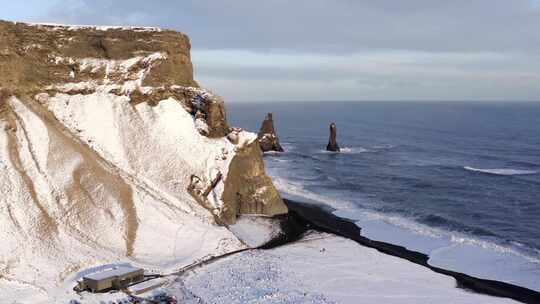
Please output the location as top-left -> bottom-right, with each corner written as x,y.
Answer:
268,199 -> 540,304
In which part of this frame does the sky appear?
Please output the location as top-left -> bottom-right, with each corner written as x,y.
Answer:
1,0 -> 540,102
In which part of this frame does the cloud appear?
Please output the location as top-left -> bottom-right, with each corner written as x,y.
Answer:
191,49 -> 540,101
45,0 -> 540,53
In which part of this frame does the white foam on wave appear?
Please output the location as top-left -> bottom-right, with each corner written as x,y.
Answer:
464,166 -> 538,176
273,174 -> 445,240
317,144 -> 396,154
263,150 -> 283,155
449,235 -> 540,263
271,173 -> 540,264
359,210 -> 444,239
317,147 -> 369,154
340,147 -> 369,153
372,143 -> 397,150
359,209 -> 540,263
271,176 -> 357,210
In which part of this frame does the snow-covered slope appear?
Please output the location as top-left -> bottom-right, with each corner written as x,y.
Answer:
0,20 -> 286,302
178,233 -> 518,304
0,95 -> 244,300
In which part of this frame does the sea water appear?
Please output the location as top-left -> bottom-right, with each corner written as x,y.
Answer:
228,101 -> 540,291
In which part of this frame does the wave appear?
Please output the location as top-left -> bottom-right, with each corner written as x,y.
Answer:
364,210 -> 540,262
271,174 -> 540,265
340,147 -> 369,154
316,147 -> 369,154
464,166 -> 538,176
372,143 -> 397,150
271,176 -> 358,210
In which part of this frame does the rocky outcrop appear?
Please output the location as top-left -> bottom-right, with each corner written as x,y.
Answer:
221,131 -> 288,225
182,88 -> 230,138
326,122 -> 340,152
257,113 -> 284,152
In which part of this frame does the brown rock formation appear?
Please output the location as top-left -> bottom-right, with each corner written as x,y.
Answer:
221,137 -> 288,225
198,92 -> 230,138
326,122 -> 340,152
0,21 -> 196,94
257,113 -> 284,152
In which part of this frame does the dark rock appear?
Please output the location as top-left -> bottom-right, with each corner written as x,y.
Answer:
257,113 -> 284,152
326,122 -> 340,152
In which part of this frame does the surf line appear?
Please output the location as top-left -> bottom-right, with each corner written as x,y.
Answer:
274,199 -> 540,304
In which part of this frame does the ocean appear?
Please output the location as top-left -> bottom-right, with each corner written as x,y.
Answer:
228,101 -> 540,292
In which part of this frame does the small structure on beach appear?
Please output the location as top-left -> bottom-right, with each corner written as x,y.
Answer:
326,122 -> 340,152
78,266 -> 144,293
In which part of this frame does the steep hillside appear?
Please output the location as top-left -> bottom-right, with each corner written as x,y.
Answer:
0,20 -> 286,302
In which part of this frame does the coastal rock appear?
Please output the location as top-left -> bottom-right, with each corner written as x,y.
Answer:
221,133 -> 288,225
257,112 -> 284,152
326,122 -> 340,152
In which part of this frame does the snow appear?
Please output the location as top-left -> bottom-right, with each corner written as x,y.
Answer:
229,216 -> 282,247
128,277 -> 169,294
0,96 -> 246,303
50,52 -> 167,95
45,93 -> 237,214
195,117 -> 210,135
25,22 -> 163,32
178,232 -> 518,304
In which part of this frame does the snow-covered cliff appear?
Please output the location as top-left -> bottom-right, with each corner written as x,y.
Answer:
0,20 -> 286,302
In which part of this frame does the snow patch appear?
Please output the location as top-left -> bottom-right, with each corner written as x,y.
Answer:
229,216 -> 282,247
49,52 -> 166,95
26,22 -> 163,32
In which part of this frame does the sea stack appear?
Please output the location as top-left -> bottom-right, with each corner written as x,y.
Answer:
258,112 -> 284,152
326,122 -> 340,152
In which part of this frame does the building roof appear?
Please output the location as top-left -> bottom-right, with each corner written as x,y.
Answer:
83,266 -> 143,281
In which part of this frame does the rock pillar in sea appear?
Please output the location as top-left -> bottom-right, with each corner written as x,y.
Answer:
326,122 -> 340,152
257,113 -> 284,152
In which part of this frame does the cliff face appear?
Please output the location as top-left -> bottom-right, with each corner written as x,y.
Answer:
0,20 -> 286,299
221,135 -> 288,224
0,21 -> 235,137
0,21 -> 196,93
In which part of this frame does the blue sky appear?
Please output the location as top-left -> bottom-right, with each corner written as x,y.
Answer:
1,0 -> 540,102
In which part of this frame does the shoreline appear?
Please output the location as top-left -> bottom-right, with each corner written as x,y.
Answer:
277,198 -> 540,304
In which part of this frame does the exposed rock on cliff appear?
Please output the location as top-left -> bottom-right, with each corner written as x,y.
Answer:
257,112 -> 284,152
326,122 -> 340,152
221,131 -> 288,225
0,20 -> 285,301
0,21 -> 195,93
